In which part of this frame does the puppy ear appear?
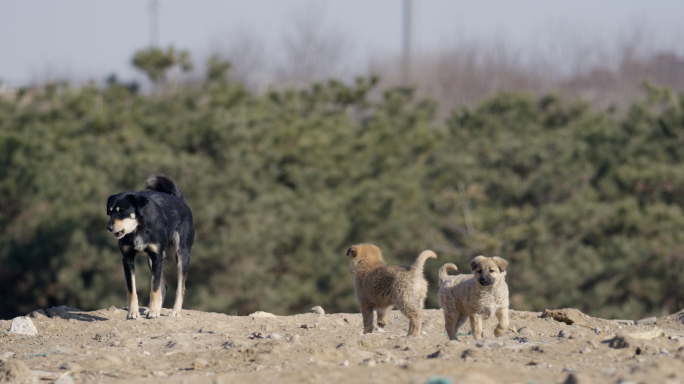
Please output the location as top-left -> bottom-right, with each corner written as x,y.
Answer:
127,194 -> 149,215
106,195 -> 116,215
346,247 -> 357,258
492,256 -> 508,272
470,255 -> 486,272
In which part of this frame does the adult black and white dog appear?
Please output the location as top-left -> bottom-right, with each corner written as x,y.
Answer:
106,174 -> 194,319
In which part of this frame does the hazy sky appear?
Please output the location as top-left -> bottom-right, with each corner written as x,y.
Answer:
1,1 -> 683,87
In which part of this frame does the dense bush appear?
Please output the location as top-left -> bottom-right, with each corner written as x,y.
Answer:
1,69 -> 683,320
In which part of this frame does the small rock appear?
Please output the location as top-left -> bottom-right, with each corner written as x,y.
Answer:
28,309 -> 48,319
0,352 -> 14,359
143,351 -> 150,356
94,329 -> 123,342
374,327 -> 387,332
108,306 -> 119,312
563,372 -> 590,384
461,349 -> 479,361
300,324 -> 316,329
9,316 -> 38,335
614,319 -> 635,326
290,334 -> 301,343
541,308 -> 586,325
152,370 -> 166,377
635,316 -> 656,325
221,340 -> 246,350
606,333 -> 631,349
309,306 -> 325,315
249,311 -> 276,318
46,305 -> 80,319
249,332 -> 265,339
630,328 -> 670,340
267,333 -> 282,340
60,362 -> 83,372
579,347 -> 591,354
0,360 -> 31,383
362,358 -> 376,367
54,373 -> 75,384
427,350 -> 442,359
193,358 -> 208,370
341,360 -> 350,367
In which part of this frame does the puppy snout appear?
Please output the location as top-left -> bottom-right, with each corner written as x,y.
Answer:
479,276 -> 494,286
106,223 -> 114,232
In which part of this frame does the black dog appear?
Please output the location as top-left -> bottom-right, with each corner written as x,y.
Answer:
106,174 -> 194,319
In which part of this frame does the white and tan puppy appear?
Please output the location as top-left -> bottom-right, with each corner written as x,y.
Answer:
438,256 -> 509,340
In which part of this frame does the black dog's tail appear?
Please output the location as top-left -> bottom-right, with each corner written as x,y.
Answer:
145,174 -> 185,201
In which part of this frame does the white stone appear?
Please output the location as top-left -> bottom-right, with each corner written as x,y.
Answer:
9,316 -> 38,335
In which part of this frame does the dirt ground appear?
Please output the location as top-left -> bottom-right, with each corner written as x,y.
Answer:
1,305 -> 684,384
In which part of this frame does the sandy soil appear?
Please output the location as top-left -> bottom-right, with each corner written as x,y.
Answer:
1,305 -> 684,384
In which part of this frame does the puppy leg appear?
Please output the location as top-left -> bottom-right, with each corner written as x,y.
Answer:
469,315 -> 484,340
454,314 -> 468,339
401,305 -> 422,337
360,303 -> 375,334
445,312 -> 468,340
444,312 -> 458,340
146,250 -> 165,319
376,306 -> 391,328
169,248 -> 190,317
494,307 -> 509,337
122,250 -> 139,319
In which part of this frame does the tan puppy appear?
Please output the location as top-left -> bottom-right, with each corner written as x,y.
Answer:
346,244 -> 437,337
438,256 -> 509,340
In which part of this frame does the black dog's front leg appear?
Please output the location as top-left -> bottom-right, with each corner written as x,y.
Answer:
145,247 -> 166,318
121,246 -> 140,319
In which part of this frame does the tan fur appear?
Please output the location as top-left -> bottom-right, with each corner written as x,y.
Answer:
111,217 -> 138,238
145,257 -> 166,319
346,244 -> 437,337
126,274 -> 140,319
438,256 -> 509,341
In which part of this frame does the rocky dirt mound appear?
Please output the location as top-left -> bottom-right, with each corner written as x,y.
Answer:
1,306 -> 683,383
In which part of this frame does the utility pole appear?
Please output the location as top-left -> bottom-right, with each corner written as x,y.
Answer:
149,0 -> 160,47
402,0 -> 413,85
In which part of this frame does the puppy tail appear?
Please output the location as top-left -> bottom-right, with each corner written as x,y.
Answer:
409,250 -> 437,275
438,263 -> 459,285
145,174 -> 185,201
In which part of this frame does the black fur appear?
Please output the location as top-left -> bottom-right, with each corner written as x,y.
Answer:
106,174 -> 194,319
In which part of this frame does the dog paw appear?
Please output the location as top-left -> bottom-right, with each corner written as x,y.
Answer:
168,309 -> 182,317
127,309 -> 140,319
146,309 -> 161,319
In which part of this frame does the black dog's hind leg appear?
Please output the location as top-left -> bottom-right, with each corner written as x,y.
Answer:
145,247 -> 166,318
169,247 -> 190,317
121,246 -> 140,319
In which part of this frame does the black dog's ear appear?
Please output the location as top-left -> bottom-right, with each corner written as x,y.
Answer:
471,255 -> 486,272
346,247 -> 356,258
106,194 -> 117,215
127,194 -> 150,215
492,256 -> 508,272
